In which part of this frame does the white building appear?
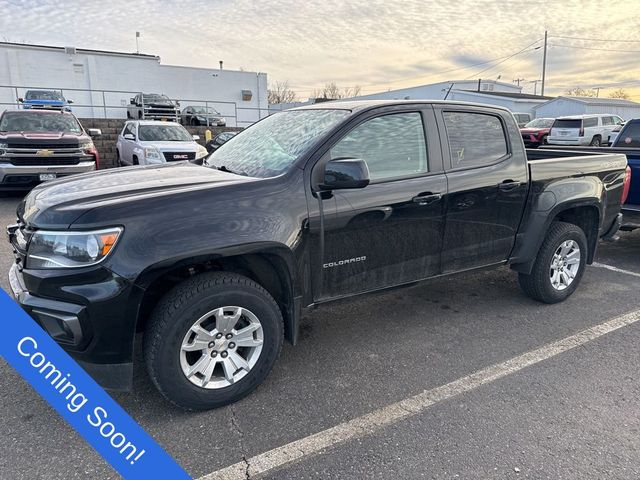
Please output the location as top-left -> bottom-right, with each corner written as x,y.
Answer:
533,96 -> 640,120
352,79 -> 522,101
271,80 -> 549,119
0,42 -> 268,126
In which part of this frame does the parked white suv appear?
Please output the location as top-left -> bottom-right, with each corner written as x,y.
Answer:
547,114 -> 624,146
116,120 -> 208,166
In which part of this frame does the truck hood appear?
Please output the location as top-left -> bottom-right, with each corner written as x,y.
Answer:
18,163 -> 253,228
1,131 -> 86,143
520,127 -> 550,135
139,140 -> 197,150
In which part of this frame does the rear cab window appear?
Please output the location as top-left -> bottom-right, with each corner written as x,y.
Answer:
442,111 -> 508,168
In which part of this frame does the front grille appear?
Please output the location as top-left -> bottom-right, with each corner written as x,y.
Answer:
163,151 -> 196,162
8,157 -> 82,166
7,143 -> 79,149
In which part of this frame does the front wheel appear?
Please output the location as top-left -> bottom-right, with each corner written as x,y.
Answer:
518,222 -> 588,303
144,272 -> 284,410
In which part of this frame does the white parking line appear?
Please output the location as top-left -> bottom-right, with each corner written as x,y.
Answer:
198,309 -> 640,480
592,262 -> 640,279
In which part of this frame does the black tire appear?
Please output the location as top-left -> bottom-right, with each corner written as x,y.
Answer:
132,155 -> 139,166
115,149 -> 123,167
518,221 -> 588,304
138,111 -> 143,119
589,135 -> 601,146
541,135 -> 548,145
144,272 -> 284,410
126,111 -> 132,119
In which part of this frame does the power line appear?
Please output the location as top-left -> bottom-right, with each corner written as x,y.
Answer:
464,39 -> 543,80
550,34 -> 640,43
289,39 -> 545,94
551,43 -> 640,53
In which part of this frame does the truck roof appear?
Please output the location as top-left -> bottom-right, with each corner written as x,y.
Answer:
1,109 -> 75,117
292,99 -> 512,114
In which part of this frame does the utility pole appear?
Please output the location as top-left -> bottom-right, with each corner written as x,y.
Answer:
541,30 -> 548,96
135,31 -> 140,54
594,87 -> 602,98
531,79 -> 541,96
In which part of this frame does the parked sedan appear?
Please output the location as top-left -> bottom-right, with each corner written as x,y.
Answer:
116,120 -> 208,166
520,118 -> 554,148
181,106 -> 227,126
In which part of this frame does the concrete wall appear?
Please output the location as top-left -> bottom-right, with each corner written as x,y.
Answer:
78,118 -> 241,169
0,43 -> 268,126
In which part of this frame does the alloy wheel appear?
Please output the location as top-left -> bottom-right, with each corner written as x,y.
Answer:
179,306 -> 264,389
549,240 -> 581,291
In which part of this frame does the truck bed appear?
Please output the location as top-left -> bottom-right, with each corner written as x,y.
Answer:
532,146 -> 639,229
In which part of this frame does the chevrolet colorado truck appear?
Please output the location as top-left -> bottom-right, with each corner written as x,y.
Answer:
0,110 -> 101,190
7,100 -> 629,410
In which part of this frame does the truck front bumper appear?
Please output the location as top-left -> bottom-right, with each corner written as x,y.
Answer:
8,262 -> 142,390
0,161 -> 96,189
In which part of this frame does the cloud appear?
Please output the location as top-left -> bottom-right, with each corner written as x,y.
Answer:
2,0 -> 640,99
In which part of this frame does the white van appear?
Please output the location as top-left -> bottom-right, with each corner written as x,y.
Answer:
547,114 -> 624,146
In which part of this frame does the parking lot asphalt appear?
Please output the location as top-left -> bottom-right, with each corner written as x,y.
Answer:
0,192 -> 638,480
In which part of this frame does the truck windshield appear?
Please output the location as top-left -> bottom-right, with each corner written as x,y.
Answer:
25,90 -> 64,101
207,109 -> 350,178
0,112 -> 82,133
138,124 -> 193,141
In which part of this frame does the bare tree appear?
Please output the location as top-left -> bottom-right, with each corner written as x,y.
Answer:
267,81 -> 298,105
311,83 -> 362,100
565,87 -> 597,97
608,88 -> 630,100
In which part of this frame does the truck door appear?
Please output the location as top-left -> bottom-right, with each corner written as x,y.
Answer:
312,107 -> 447,301
434,107 -> 528,273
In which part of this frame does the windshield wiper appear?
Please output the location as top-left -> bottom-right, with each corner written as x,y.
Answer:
216,165 -> 247,176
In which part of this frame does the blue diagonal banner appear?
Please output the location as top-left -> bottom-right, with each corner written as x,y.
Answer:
0,289 -> 191,480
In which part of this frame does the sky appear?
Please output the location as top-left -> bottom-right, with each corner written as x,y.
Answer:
2,0 -> 640,100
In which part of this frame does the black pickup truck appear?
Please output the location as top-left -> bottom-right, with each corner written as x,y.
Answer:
7,101 -> 629,410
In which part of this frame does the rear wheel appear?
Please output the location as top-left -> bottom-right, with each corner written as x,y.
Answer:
144,272 -> 284,410
132,155 -> 139,165
589,135 -> 601,146
518,221 -> 588,303
116,150 -> 122,167
541,135 -> 548,145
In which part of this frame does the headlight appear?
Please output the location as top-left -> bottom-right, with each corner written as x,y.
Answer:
79,140 -> 95,154
195,144 -> 208,159
144,147 -> 163,162
27,227 -> 123,269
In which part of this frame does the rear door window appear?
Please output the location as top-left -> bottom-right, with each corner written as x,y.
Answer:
602,117 -> 613,126
442,111 -> 508,168
583,118 -> 598,128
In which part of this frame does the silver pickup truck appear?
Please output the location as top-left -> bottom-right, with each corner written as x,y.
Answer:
0,110 -> 101,190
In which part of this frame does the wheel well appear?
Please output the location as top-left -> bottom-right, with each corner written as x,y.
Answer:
553,205 -> 599,262
136,253 -> 296,343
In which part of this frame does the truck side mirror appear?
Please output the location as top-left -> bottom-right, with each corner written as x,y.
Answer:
320,158 -> 370,190
130,98 -> 136,105
67,99 -> 74,104
17,98 -> 23,103
87,128 -> 102,137
123,133 -> 135,141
